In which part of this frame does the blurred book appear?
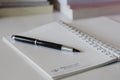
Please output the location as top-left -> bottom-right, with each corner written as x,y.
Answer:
60,1 -> 120,20
0,1 -> 49,8
0,6 -> 53,17
0,0 -> 48,2
57,0 -> 119,5
50,0 -> 120,20
48,0 -> 59,11
0,0 -> 53,17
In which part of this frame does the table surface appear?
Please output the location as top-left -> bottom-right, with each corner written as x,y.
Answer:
0,13 -> 120,80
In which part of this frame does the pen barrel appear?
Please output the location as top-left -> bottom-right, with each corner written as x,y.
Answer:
36,40 -> 62,50
12,35 -> 36,45
12,35 -> 80,52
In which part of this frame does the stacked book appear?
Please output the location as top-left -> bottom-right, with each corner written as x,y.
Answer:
48,0 -> 60,11
57,0 -> 120,20
0,0 -> 53,17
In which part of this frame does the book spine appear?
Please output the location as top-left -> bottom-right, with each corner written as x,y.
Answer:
58,0 -> 120,5
0,6 -> 53,17
0,1 -> 49,8
70,1 -> 120,9
0,0 -> 47,2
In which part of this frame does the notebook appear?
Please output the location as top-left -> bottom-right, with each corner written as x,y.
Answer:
2,17 -> 120,80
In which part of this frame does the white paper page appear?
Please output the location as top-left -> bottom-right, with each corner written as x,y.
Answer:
3,22 -> 117,80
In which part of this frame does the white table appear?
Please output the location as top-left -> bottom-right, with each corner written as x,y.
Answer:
0,13 -> 120,80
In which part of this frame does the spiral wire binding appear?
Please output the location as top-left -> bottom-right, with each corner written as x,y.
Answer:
58,21 -> 120,60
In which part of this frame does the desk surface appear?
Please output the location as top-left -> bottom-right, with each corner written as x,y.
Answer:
0,13 -> 120,80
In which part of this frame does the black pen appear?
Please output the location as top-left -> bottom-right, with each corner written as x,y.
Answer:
11,35 -> 80,52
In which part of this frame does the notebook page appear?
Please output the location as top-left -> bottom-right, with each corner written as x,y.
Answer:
3,22 -> 117,79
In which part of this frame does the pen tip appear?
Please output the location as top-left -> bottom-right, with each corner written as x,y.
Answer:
73,49 -> 80,52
